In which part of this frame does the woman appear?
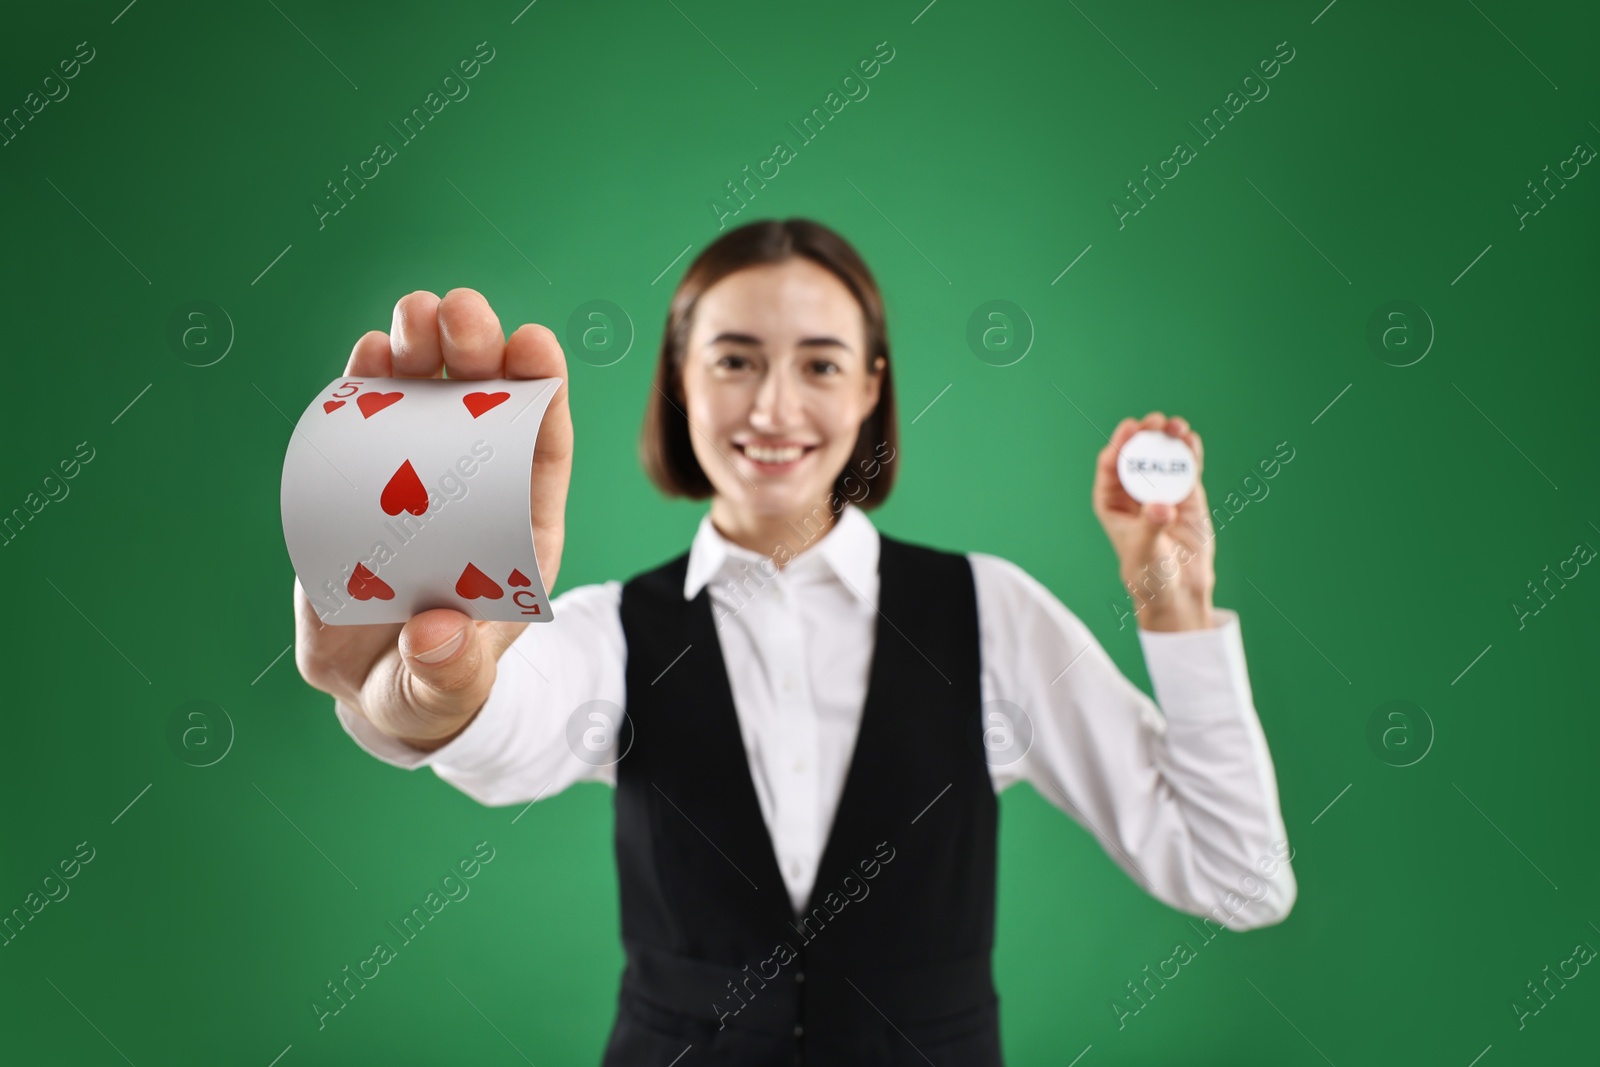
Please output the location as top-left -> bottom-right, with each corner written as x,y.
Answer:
295,218 -> 1296,1065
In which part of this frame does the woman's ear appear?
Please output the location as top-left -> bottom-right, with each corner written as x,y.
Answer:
862,355 -> 886,413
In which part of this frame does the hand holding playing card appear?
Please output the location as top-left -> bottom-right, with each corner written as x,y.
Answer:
292,289 -> 573,750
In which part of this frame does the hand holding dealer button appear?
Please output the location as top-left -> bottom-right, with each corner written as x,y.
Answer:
1092,412 -> 1216,631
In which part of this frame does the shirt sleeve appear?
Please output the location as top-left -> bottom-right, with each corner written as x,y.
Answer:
332,579 -> 628,807
969,552 -> 1296,930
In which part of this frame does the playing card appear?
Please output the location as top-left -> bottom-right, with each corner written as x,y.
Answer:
280,376 -> 562,625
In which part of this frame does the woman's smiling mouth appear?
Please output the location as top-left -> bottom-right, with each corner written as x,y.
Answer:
735,441 -> 819,469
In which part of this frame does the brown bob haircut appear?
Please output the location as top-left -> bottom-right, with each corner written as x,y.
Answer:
639,217 -> 899,510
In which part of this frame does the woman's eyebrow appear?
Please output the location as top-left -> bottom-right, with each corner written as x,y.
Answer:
707,331 -> 853,352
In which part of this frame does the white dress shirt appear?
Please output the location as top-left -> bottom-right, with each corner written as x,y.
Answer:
336,503 -> 1296,928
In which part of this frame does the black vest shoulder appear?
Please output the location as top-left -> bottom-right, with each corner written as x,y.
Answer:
602,529 -> 1003,1066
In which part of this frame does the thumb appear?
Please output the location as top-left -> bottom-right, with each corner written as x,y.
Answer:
1118,501 -> 1174,569
399,609 -> 490,715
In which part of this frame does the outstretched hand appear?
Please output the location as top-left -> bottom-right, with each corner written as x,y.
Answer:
294,288 -> 573,750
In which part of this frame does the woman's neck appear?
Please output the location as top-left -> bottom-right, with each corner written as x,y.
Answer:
708,497 -> 841,570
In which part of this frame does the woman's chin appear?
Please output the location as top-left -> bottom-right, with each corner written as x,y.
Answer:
723,487 -> 828,521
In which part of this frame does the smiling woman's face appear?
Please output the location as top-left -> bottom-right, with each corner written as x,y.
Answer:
680,257 -> 883,539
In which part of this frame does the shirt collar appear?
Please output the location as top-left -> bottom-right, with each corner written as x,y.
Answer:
682,501 -> 880,601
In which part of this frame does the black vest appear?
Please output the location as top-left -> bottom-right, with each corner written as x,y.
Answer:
602,532 -> 1003,1066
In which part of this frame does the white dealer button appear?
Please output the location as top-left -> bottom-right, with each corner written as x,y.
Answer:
1117,429 -> 1198,505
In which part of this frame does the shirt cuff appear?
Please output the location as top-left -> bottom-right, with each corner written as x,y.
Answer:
1135,606 -> 1253,722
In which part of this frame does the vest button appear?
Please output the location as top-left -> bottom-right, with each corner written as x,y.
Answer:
794,970 -> 805,983
794,1023 -> 805,1038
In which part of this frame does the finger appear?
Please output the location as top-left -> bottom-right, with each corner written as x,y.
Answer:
1140,410 -> 1167,430
1160,415 -> 1204,478
1092,450 -> 1141,517
508,323 -> 573,589
1096,416 -> 1157,517
1105,416 -> 1138,449
1093,446 -> 1134,501
292,577 -> 399,704
390,291 -> 444,377
1105,412 -> 1159,460
1094,478 -> 1141,519
505,321 -> 566,380
398,608 -> 488,704
345,330 -> 393,376
1097,417 -> 1139,471
438,288 -> 505,380
1107,497 -> 1175,568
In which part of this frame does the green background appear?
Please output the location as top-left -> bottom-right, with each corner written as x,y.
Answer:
3,0 -> 1597,1063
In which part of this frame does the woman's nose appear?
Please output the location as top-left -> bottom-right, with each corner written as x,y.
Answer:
750,368 -> 801,430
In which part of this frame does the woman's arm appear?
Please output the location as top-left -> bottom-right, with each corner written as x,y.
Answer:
334,579 -> 627,806
973,552 -> 1296,930
970,410 -> 1294,928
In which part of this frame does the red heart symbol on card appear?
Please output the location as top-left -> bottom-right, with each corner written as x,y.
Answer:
380,461 -> 429,516
464,391 -> 510,418
507,569 -> 532,587
348,563 -> 395,601
357,391 -> 403,418
323,400 -> 345,414
456,563 -> 503,600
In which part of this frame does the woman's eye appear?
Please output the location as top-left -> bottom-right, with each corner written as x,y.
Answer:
811,360 -> 840,375
716,353 -> 752,369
